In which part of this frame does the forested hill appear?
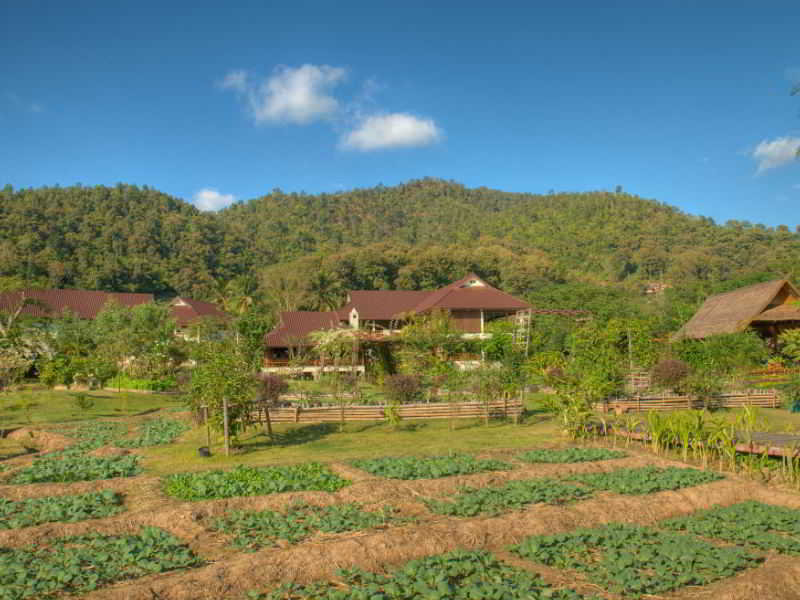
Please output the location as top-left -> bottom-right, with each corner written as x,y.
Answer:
1,179 -> 799,316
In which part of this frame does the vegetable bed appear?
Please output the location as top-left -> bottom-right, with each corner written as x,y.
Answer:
517,448 -> 626,464
662,501 -> 800,554
163,463 -> 350,501
255,549 -> 590,599
512,522 -> 761,598
567,466 -> 722,495
211,502 -> 400,551
424,478 -> 591,517
115,418 -> 189,448
351,454 -> 513,480
10,454 -> 141,484
0,526 -> 202,599
0,490 -> 124,529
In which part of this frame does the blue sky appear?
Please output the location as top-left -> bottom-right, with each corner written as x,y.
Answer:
2,1 -> 799,226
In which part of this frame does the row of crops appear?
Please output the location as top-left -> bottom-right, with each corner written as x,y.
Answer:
3,497 -> 799,599
248,500 -> 800,600
3,417 -> 188,484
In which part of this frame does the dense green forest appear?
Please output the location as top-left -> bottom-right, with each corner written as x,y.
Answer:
2,178 -> 799,329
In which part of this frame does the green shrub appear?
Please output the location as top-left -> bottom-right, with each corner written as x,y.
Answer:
72,393 -> 95,411
352,454 -> 513,480
163,464 -> 350,501
674,331 -> 768,375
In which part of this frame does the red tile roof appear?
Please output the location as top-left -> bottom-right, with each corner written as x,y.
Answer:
169,297 -> 230,327
265,311 -> 344,347
410,273 -> 530,313
0,289 -> 154,320
338,290 -> 431,320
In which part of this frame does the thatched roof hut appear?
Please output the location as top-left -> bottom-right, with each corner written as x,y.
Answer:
673,279 -> 800,341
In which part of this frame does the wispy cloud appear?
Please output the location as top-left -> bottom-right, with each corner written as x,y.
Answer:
752,136 -> 800,173
193,188 -> 236,211
340,113 -> 442,151
219,64 -> 346,125
4,92 -> 44,113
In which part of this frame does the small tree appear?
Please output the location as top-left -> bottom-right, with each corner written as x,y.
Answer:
651,358 -> 691,392
383,374 -> 423,405
188,339 -> 257,443
257,374 -> 288,439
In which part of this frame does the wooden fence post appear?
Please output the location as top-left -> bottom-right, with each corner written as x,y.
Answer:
223,397 -> 230,457
204,406 -> 211,451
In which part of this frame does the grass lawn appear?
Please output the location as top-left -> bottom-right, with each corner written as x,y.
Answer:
0,386 -> 182,429
139,415 -> 561,476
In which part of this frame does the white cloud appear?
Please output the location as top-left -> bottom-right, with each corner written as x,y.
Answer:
340,113 -> 442,151
220,64 -> 346,125
193,188 -> 236,211
752,136 -> 800,172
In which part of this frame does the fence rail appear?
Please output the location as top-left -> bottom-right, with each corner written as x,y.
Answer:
254,399 -> 524,424
597,390 -> 781,414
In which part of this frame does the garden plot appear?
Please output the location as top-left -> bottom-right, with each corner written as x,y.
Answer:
210,501 -> 404,551
350,453 -> 514,479
662,501 -> 800,554
0,489 -> 124,529
253,549 -> 591,600
5,443 -> 800,600
512,522 -> 762,599
517,447 -> 626,464
163,463 -> 351,501
2,417 -> 189,485
0,526 -> 202,599
568,466 -> 723,495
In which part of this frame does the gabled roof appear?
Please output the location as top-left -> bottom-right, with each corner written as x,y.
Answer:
410,273 -> 531,313
338,290 -> 431,320
751,303 -> 800,322
0,289 -> 154,320
170,297 -> 230,327
265,311 -> 343,347
673,279 -> 800,340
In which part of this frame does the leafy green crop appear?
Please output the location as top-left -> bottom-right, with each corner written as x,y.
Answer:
255,549 -> 592,599
568,466 -> 722,495
116,418 -> 189,448
0,526 -> 202,599
10,454 -> 140,484
424,478 -> 591,517
212,502 -> 400,551
662,501 -> 800,554
352,454 -> 513,480
0,490 -> 124,529
512,523 -> 760,598
517,448 -> 626,464
163,463 -> 350,501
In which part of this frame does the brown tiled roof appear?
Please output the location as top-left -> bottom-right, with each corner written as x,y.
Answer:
339,290 -> 432,320
170,297 -> 230,327
411,273 -> 531,313
265,311 -> 344,347
0,289 -> 154,320
673,279 -> 798,340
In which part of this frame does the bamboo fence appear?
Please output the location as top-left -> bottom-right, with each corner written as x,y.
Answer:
254,399 -> 524,424
597,389 -> 780,414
